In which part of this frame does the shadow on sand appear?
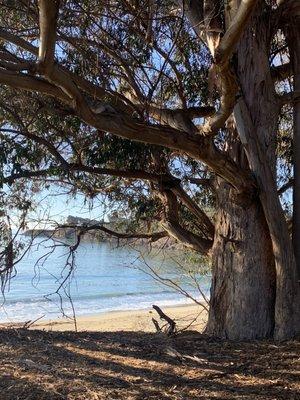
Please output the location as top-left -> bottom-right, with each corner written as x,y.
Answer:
0,329 -> 299,399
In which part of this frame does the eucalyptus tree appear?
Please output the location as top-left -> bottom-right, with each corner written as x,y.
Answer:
0,0 -> 299,340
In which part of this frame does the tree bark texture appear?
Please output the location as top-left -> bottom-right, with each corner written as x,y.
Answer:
287,17 -> 300,277
235,6 -> 300,339
206,182 -> 276,339
207,2 -> 300,339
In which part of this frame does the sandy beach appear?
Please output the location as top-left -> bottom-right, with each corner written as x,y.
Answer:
1,304 -> 299,400
29,303 -> 207,332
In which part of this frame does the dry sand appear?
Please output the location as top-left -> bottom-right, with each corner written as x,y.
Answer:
30,303 -> 207,332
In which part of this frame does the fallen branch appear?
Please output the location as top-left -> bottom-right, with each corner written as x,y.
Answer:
152,304 -> 176,335
22,314 -> 45,329
152,318 -> 162,332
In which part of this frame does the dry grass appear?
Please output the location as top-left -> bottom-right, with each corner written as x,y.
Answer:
0,328 -> 299,399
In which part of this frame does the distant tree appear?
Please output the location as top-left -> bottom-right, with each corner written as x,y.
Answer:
0,0 -> 299,339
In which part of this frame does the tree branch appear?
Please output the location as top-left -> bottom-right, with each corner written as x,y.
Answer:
271,62 -> 291,82
0,28 -> 38,56
147,104 -> 215,132
0,127 -> 69,168
278,178 -> 294,195
2,169 -> 52,185
157,188 -> 213,254
279,90 -> 300,106
38,0 -> 60,75
58,223 -> 167,242
187,177 -> 213,188
171,184 -> 215,239
0,44 -> 257,193
215,0 -> 259,64
204,0 -> 258,135
161,219 -> 212,254
0,69 -> 70,103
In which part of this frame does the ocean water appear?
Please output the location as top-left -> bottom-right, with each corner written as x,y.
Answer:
0,239 -> 211,323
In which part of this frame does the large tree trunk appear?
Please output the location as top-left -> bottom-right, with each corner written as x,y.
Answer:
206,182 -> 276,340
206,2 -> 300,340
287,15 -> 300,276
235,5 -> 300,339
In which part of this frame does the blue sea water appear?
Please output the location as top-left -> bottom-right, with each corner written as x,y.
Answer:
0,240 -> 211,323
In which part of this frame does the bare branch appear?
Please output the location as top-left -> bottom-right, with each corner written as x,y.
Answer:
58,223 -> 167,242
152,304 -> 176,335
0,28 -> 38,56
278,178 -> 294,195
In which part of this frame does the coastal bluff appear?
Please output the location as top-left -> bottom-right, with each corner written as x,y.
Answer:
23,214 -> 123,242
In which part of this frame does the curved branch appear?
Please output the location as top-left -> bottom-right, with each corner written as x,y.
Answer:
0,127 -> 69,168
161,219 -> 212,254
147,104 -> 214,132
0,67 -> 256,193
2,166 -> 171,186
0,69 -> 70,103
171,184 -> 215,239
0,69 -> 256,192
200,0 -> 258,136
215,0 -> 259,64
0,29 -> 38,56
157,188 -> 213,254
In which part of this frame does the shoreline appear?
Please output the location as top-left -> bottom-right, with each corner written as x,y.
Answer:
0,303 -> 208,332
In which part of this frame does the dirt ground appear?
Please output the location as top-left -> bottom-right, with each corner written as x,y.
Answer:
0,328 -> 299,400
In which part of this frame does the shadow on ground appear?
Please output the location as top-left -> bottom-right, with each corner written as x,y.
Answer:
0,329 -> 299,399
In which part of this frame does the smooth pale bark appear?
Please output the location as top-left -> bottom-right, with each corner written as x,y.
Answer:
38,0 -> 60,74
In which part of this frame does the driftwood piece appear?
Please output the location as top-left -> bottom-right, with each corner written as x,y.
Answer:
152,304 -> 176,335
22,314 -> 45,329
152,317 -> 162,332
